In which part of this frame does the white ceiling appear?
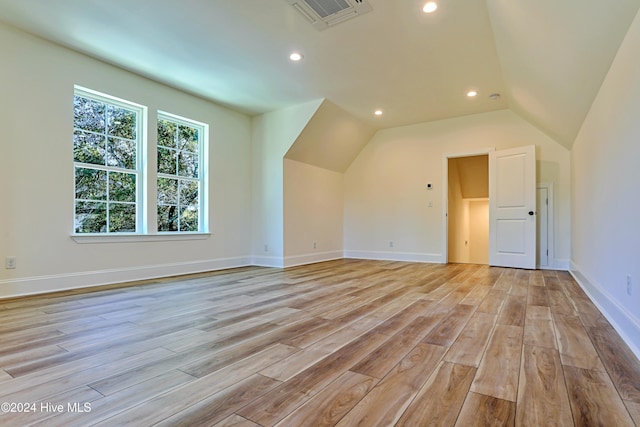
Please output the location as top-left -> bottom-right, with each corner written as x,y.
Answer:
1,0 -> 639,148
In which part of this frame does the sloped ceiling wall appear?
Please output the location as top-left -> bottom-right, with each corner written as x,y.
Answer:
450,156 -> 489,199
285,100 -> 376,173
487,0 -> 640,147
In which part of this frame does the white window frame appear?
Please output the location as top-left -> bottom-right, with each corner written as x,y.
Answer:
156,111 -> 209,234
72,86 -> 146,235
71,87 -> 210,244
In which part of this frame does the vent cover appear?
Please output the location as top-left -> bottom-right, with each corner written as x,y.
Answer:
287,0 -> 372,30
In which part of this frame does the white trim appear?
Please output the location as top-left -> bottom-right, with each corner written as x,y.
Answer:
539,258 -> 570,271
344,250 -> 442,264
74,86 -> 147,234
570,262 -> 640,360
536,182 -> 554,268
156,111 -> 208,233
0,257 -> 251,300
284,251 -> 344,267
251,256 -> 285,268
71,232 -> 211,244
74,85 -> 147,111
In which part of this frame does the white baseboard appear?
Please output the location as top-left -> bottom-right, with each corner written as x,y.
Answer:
539,258 -> 570,271
251,256 -> 284,268
284,251 -> 344,268
344,250 -> 443,264
570,262 -> 640,360
0,256 -> 252,299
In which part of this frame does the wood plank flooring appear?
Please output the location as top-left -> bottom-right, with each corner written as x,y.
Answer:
0,260 -> 639,426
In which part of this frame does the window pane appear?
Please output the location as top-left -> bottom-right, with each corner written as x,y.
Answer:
158,119 -> 177,148
107,105 -> 137,139
107,137 -> 136,169
157,205 -> 179,231
179,180 -> 199,206
177,151 -> 198,178
74,96 -> 105,133
158,177 -> 178,205
156,114 -> 205,233
109,203 -> 136,233
178,125 -> 198,153
180,205 -> 199,231
75,167 -> 107,201
109,172 -> 136,203
158,147 -> 176,175
74,130 -> 106,165
75,201 -> 107,233
74,88 -> 143,235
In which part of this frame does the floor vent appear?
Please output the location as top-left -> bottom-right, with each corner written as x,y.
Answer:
287,0 -> 372,30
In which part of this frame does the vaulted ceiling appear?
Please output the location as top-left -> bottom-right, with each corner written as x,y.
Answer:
1,0 -> 639,148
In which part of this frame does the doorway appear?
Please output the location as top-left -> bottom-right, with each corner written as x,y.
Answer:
447,155 -> 489,264
443,146 -> 537,269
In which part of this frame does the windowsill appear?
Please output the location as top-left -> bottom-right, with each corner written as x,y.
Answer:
71,232 -> 211,244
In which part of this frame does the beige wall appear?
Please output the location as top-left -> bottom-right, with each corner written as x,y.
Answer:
447,158 -> 469,263
0,23 -> 253,296
571,9 -> 640,355
469,200 -> 489,264
344,109 -> 571,267
283,159 -> 344,266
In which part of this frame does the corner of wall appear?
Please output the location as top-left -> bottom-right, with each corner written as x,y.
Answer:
250,99 -> 325,263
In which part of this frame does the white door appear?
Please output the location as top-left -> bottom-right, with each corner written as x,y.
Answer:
489,145 -> 536,269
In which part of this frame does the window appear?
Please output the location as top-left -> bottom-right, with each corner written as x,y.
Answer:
72,87 -> 208,238
73,88 -> 144,234
157,113 -> 205,232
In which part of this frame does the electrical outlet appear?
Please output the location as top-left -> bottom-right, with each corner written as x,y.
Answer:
5,256 -> 16,269
264,244 -> 268,252
627,275 -> 633,296
313,242 -> 317,249
389,241 -> 394,248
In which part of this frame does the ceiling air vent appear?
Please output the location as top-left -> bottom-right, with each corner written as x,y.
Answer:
287,0 -> 372,31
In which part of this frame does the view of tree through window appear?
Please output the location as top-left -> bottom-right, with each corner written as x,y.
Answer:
73,87 -> 207,236
73,92 -> 140,233
157,116 -> 202,232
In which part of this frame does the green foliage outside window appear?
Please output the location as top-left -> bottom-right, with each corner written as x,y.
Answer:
73,94 -> 138,233
157,118 -> 200,232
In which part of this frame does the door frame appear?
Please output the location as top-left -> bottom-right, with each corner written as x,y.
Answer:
441,148 -> 494,264
537,182 -> 555,269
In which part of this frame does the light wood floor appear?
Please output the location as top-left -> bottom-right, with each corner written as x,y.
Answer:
1,260 -> 639,426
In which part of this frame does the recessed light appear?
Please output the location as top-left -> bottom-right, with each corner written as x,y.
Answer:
289,52 -> 303,61
423,2 -> 438,13
374,110 -> 383,116
467,90 -> 478,97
